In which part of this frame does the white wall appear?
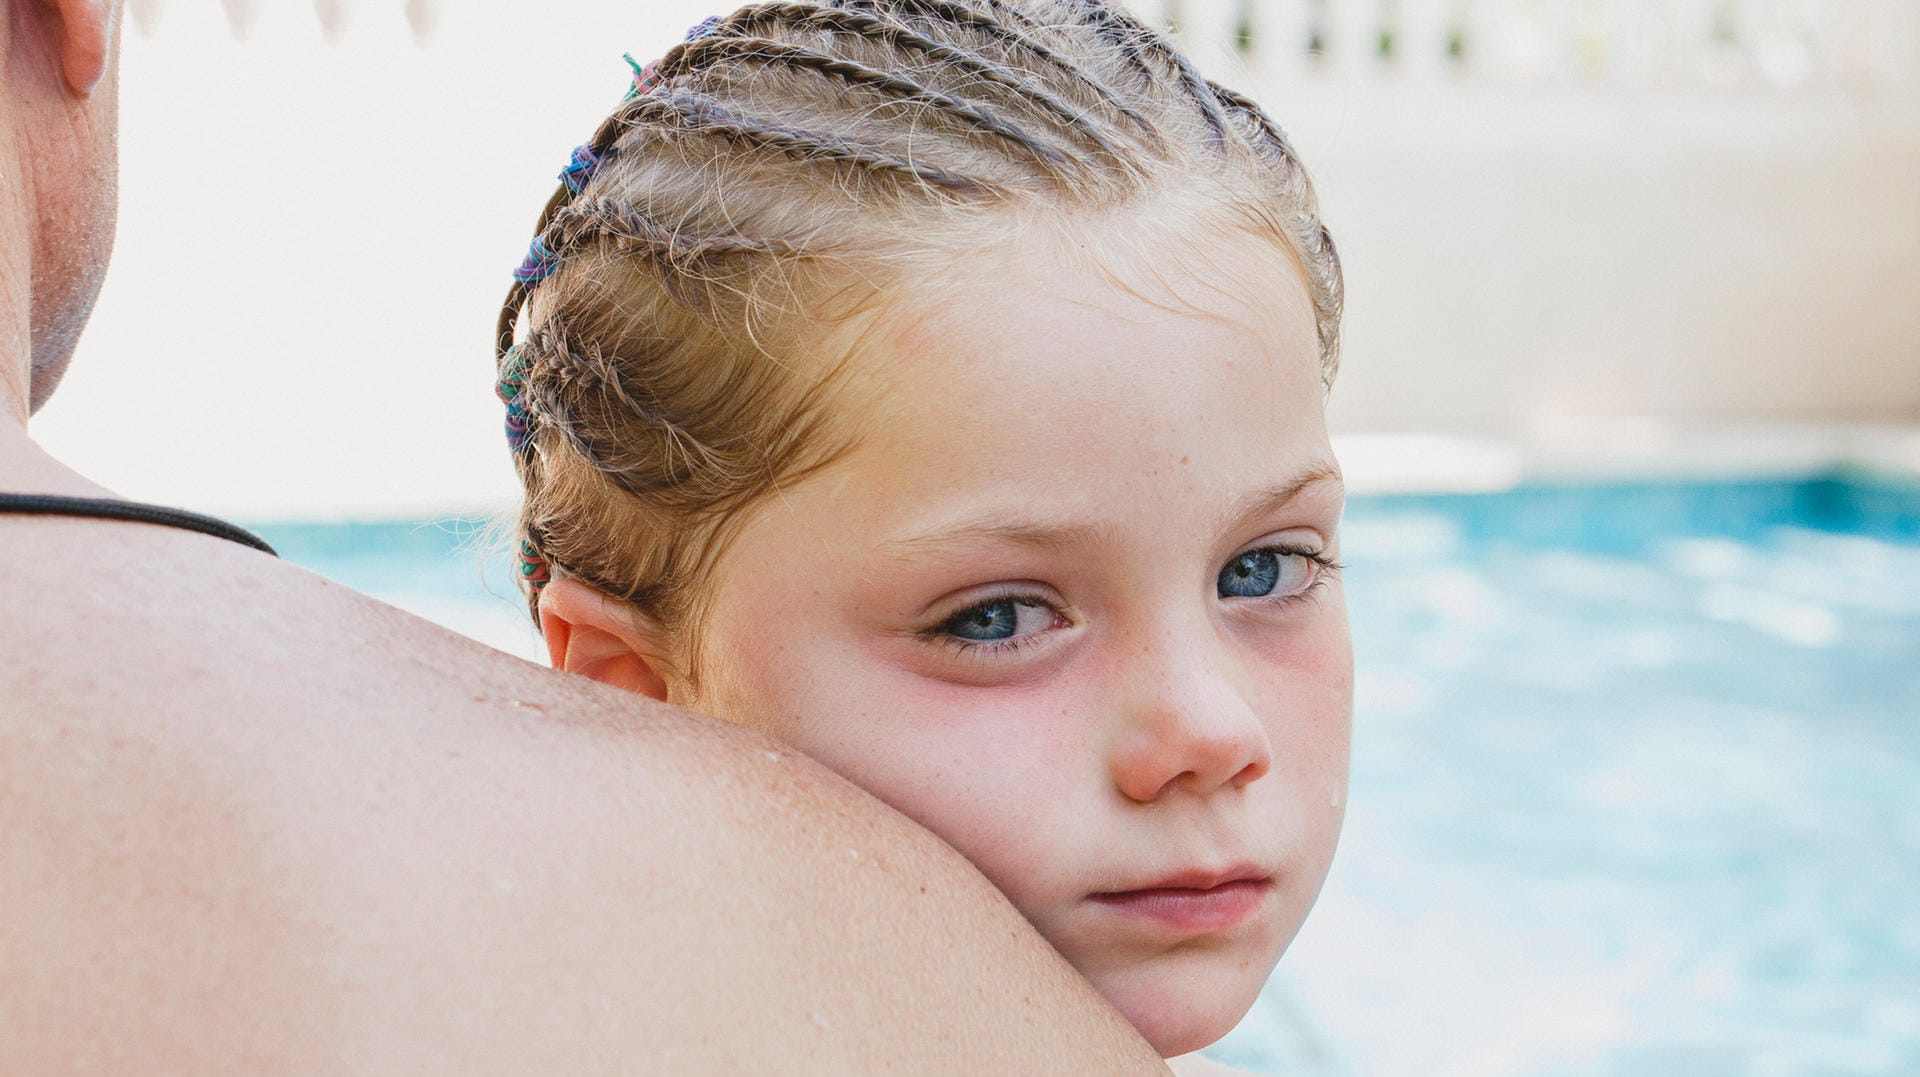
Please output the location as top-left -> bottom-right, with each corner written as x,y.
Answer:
1187,1 -> 1920,436
32,1 -> 1920,516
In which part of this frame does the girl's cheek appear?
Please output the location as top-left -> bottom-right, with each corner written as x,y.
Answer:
787,673 -> 1091,876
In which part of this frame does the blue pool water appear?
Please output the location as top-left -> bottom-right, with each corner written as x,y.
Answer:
250,475 -> 1920,1076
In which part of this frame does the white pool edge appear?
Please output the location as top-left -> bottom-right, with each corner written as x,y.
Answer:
1334,419 -> 1920,496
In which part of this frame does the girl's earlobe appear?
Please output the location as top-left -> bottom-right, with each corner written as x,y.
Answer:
537,578 -> 675,702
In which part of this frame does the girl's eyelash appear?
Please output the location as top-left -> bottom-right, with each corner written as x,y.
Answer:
1236,543 -> 1344,608
1263,544 -> 1341,572
915,591 -> 1062,656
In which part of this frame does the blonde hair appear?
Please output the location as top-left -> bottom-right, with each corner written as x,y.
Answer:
497,0 -> 1344,657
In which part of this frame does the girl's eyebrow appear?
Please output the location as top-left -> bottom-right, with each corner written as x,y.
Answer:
881,461 -> 1345,559
882,518 -> 1114,559
1223,461 -> 1346,535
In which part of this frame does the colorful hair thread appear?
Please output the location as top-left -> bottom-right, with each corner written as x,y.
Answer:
512,235 -> 559,285
497,344 -> 534,454
502,345 -> 548,588
503,14 -> 770,597
627,17 -> 723,98
518,538 -> 553,590
559,144 -> 602,194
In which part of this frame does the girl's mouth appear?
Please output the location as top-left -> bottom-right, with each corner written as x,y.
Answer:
1088,877 -> 1273,934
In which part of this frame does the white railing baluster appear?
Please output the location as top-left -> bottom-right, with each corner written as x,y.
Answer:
1605,0 -> 1657,86
405,0 -> 439,44
220,0 -> 257,39
1398,0 -> 1454,80
128,0 -> 161,37
1751,0 -> 1811,87
1671,0 -> 1723,84
1453,0 -> 1497,80
1801,0 -> 1850,91
1489,0 -> 1566,81
1244,0 -> 1318,81
315,0 -> 350,41
1329,0 -> 1385,80
1568,0 -> 1606,80
1178,0 -> 1245,75
1864,0 -> 1919,106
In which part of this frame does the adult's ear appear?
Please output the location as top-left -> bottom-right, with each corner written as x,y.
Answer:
537,578 -> 678,702
41,0 -> 118,96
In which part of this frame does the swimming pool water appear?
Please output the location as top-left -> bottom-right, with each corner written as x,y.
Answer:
252,475 -> 1920,1077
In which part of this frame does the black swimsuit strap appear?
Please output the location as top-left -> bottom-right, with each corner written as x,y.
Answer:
0,493 -> 278,556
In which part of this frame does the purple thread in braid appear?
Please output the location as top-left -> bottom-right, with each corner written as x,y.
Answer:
559,144 -> 602,194
505,401 -> 533,453
512,235 -> 559,284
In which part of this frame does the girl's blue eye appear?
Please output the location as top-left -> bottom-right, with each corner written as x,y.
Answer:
1218,548 -> 1318,599
942,599 -> 1051,642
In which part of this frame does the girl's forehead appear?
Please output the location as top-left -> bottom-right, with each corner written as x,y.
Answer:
864,219 -> 1318,397
821,226 -> 1330,513
896,207 -> 1310,341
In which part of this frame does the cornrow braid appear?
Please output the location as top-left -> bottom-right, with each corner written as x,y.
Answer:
714,2 -> 1136,162
650,35 -> 1076,171
614,87 -> 983,191
832,0 -> 1156,135
518,323 -> 726,494
543,199 -> 805,267
1072,0 -> 1228,141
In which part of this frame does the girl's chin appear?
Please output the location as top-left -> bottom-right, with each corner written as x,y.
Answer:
1090,962 -> 1269,1058
1132,1000 -> 1249,1059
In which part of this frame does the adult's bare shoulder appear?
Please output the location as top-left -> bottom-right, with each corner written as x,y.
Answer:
0,520 -> 1163,1073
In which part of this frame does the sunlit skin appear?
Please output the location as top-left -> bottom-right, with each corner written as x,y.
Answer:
555,213 -> 1352,1057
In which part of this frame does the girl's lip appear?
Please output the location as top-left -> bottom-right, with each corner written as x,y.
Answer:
1087,878 -> 1273,934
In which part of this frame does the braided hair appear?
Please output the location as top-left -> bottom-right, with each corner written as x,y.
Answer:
496,0 -> 1343,653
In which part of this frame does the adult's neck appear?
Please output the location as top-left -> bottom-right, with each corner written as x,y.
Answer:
0,122 -> 107,500
1,0 -> 35,433
0,6 -> 107,499
1,104 -> 29,432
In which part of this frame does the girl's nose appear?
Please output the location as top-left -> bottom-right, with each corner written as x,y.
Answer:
1108,640 -> 1274,804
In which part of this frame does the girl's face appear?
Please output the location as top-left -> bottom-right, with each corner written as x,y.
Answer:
685,224 -> 1350,1056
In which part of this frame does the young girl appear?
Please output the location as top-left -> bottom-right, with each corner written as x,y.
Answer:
496,0 -> 1348,1061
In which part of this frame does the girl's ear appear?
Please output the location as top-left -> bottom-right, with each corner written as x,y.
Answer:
537,578 -> 677,702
